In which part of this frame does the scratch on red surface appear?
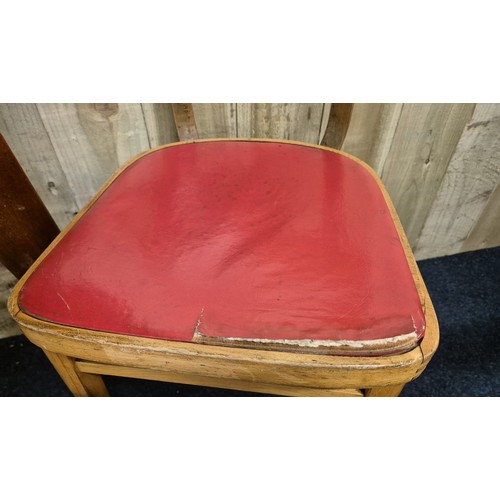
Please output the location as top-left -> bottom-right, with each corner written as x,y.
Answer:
56,292 -> 71,311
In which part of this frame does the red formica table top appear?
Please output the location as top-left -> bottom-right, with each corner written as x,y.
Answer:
18,141 -> 425,356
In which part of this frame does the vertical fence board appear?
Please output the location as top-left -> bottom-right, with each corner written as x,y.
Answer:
192,104 -> 237,138
415,104 -> 500,259
141,104 -> 179,147
235,104 -> 252,138
37,104 -> 150,209
0,104 -> 79,227
38,103 -> 103,208
377,103 -> 475,248
461,182 -> 500,253
341,104 -> 403,175
75,103 -> 150,167
237,104 -> 324,144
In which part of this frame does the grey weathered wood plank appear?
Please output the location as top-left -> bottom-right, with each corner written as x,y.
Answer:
377,103 -> 475,248
415,104 -> 500,259
37,104 -> 150,209
192,104 -> 237,138
237,104 -> 324,144
0,103 -> 79,227
75,103 -> 151,167
341,104 -> 403,175
461,181 -> 500,253
141,104 -> 179,146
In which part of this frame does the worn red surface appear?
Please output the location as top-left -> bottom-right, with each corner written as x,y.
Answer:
19,141 -> 425,349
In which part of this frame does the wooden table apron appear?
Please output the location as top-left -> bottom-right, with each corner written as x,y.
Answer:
8,139 -> 439,392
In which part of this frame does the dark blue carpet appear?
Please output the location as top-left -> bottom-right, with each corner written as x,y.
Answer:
1,246 -> 499,396
401,246 -> 500,397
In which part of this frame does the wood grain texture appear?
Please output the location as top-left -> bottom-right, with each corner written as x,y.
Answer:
17,317 -> 432,391
320,104 -> 353,149
237,104 -> 324,144
377,104 -> 475,248
341,104 -> 403,175
364,384 -> 405,397
8,139 -> 439,396
171,103 -> 199,141
44,351 -> 108,396
141,103 -> 178,146
192,103 -> 237,138
415,104 -> 500,259
37,104 -> 150,209
75,361 -> 364,397
0,103 -> 79,227
0,134 -> 60,278
460,181 -> 500,252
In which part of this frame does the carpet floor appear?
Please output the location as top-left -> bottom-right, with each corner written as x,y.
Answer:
1,246 -> 499,397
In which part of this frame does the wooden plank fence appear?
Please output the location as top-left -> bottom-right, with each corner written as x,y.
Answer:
1,103 -> 499,337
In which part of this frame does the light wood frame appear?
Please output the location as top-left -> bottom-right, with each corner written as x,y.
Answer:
8,139 -> 439,397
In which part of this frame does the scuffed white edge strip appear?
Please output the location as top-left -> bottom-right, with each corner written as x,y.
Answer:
193,329 -> 418,349
193,308 -> 420,349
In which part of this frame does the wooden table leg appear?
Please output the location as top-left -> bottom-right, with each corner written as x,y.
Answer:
364,384 -> 406,397
44,351 -> 109,396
